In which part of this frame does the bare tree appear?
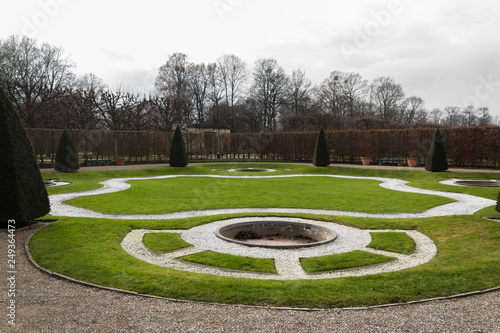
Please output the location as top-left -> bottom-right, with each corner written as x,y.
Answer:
94,86 -> 147,131
462,105 -> 478,127
155,53 -> 192,98
340,72 -> 368,119
149,94 -> 192,132
92,87 -> 143,158
189,63 -> 209,123
477,107 -> 492,126
429,108 -> 442,124
57,73 -> 104,129
250,58 -> 289,132
414,109 -> 429,124
402,96 -> 425,127
154,53 -> 194,127
370,76 -> 405,125
281,69 -> 314,131
316,72 -> 346,129
217,54 -> 248,126
317,71 -> 370,129
443,106 -> 462,126
0,35 -> 74,127
124,96 -> 152,131
205,63 -> 224,125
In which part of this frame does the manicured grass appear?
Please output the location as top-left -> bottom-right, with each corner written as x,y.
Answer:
142,233 -> 191,253
30,164 -> 500,308
65,176 -> 452,214
300,250 -> 395,273
367,232 -> 416,254
29,212 -> 499,308
179,251 -> 277,274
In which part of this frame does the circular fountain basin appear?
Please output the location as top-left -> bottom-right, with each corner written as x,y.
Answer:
227,168 -> 276,172
215,221 -> 337,249
454,180 -> 500,187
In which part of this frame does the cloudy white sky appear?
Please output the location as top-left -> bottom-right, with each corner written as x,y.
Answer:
2,0 -> 500,116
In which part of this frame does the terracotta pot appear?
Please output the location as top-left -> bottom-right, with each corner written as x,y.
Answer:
361,157 -> 371,166
116,158 -> 126,165
407,158 -> 418,167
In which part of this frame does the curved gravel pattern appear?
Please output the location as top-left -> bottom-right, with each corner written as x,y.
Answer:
18,169 -> 497,331
1,225 -> 498,332
121,217 -> 437,280
48,174 -> 496,219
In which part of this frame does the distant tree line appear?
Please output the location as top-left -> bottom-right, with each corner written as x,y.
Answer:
0,35 -> 493,132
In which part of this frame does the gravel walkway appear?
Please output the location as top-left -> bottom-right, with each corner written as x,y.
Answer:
1,224 -> 498,332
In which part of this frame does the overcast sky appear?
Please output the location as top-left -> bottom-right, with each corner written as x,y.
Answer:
2,0 -> 500,116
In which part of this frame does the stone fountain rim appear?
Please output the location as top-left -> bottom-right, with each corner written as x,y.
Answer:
215,220 -> 338,249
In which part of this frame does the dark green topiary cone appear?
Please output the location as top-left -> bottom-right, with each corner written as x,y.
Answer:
313,127 -> 330,167
425,128 -> 448,172
0,87 -> 50,227
169,125 -> 188,167
54,130 -> 80,172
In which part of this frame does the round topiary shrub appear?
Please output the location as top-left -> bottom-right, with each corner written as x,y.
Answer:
425,128 -> 448,172
169,125 -> 188,167
0,87 -> 50,228
313,127 -> 330,167
54,129 -> 80,172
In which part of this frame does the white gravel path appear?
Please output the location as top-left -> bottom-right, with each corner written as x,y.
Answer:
121,217 -> 437,280
45,173 -> 494,280
48,174 -> 496,219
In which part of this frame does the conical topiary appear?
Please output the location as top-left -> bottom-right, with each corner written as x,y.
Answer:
425,128 -> 448,172
54,130 -> 80,172
0,87 -> 50,228
313,127 -> 330,167
169,125 -> 188,167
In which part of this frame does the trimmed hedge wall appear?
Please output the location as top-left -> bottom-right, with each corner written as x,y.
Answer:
25,126 -> 500,168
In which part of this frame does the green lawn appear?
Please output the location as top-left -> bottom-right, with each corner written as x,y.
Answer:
300,250 -> 394,273
179,251 -> 277,274
30,163 -> 500,308
143,233 -> 191,253
65,175 -> 452,214
367,232 -> 416,254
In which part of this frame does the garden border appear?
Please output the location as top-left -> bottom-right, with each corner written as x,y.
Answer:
25,222 -> 500,311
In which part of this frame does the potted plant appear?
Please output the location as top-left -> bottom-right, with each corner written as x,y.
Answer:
361,157 -> 371,165
116,157 -> 126,165
407,157 -> 418,167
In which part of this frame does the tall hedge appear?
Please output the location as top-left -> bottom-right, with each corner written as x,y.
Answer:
169,126 -> 188,167
55,129 -> 80,172
0,87 -> 50,227
313,127 -> 330,167
425,128 -> 448,172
